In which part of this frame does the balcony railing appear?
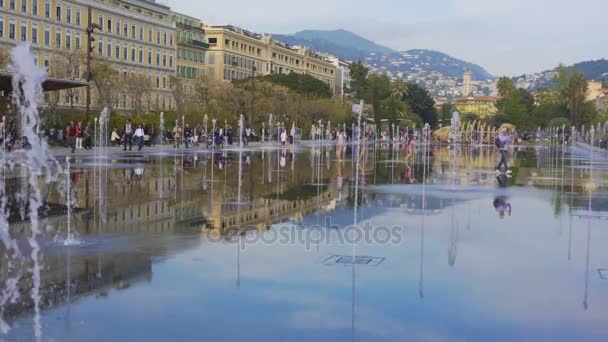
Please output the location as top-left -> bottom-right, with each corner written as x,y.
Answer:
176,22 -> 204,33
178,37 -> 209,49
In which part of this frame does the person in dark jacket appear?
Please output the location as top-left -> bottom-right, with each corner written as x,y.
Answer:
66,121 -> 77,153
124,119 -> 133,151
184,124 -> 192,148
84,124 -> 92,150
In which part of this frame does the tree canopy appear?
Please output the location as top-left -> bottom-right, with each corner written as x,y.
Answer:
234,72 -> 332,98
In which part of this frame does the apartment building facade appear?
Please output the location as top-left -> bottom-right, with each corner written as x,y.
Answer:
0,0 -> 176,111
171,11 -> 207,93
203,25 -> 336,93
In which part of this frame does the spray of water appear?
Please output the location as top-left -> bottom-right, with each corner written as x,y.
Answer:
160,111 -> 165,145
8,42 -> 61,341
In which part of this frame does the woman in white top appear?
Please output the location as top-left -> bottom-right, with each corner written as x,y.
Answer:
134,125 -> 145,151
111,129 -> 121,145
280,130 -> 287,145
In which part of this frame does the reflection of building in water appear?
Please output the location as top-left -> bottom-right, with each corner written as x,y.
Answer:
39,152 -> 357,238
1,246 -> 153,322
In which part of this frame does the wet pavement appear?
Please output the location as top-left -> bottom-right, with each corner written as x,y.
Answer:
1,143 -> 608,341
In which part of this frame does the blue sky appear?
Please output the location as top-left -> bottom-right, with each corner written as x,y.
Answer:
168,0 -> 607,76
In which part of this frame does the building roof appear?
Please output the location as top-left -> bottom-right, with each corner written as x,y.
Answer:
455,96 -> 499,103
0,72 -> 88,93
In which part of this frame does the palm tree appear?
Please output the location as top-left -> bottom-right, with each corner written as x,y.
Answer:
497,76 -> 515,98
391,79 -> 410,100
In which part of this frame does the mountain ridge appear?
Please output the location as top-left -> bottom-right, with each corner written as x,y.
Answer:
272,29 -> 494,80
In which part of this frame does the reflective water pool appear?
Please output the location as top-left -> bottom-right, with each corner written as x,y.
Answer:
2,144 -> 608,342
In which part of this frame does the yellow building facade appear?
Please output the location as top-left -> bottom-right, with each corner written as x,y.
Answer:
204,25 -> 336,93
454,96 -> 499,118
171,12 -> 206,93
0,0 -> 176,111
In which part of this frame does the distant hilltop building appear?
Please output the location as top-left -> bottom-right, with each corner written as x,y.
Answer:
586,80 -> 605,102
463,68 -> 473,96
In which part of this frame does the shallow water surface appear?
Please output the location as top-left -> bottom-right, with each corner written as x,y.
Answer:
2,144 -> 608,341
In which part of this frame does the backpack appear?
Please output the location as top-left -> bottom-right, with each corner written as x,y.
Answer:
495,136 -> 503,148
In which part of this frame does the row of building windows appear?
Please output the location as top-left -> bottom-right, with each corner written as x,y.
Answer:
222,53 -> 258,71
272,51 -> 301,67
1,1 -> 174,47
96,38 -> 173,68
0,19 -> 173,69
177,47 -> 204,64
177,65 -> 202,79
177,30 -> 203,45
1,0 -> 82,26
223,67 -> 252,81
96,14 -> 173,47
224,38 -> 262,57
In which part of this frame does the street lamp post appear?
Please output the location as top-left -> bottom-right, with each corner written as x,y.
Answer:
250,64 -> 256,128
85,6 -> 101,126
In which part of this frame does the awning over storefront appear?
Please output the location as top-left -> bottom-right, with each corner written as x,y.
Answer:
0,71 -> 88,93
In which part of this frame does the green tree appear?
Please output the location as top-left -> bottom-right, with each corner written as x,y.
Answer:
92,61 -> 120,112
350,61 -> 369,99
498,90 -> 528,128
439,103 -> 453,126
536,87 -> 560,106
566,70 -> 588,128
462,113 -> 480,123
403,83 -> 438,128
366,74 -> 392,125
234,73 -> 332,98
517,88 -> 535,113
390,79 -> 409,100
530,103 -> 568,128
497,76 -> 516,98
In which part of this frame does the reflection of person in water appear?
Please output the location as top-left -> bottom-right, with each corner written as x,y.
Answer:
493,196 -> 512,219
280,149 -> 287,168
494,174 -> 511,219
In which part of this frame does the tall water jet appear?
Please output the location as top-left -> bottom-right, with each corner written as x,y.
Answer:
0,132 -> 24,334
63,156 -> 78,246
159,111 -> 165,145
268,113 -> 273,142
451,110 -> 461,148
239,114 -> 244,148
99,107 -> 110,148
10,42 -> 61,342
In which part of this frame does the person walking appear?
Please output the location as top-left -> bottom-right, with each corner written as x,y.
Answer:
173,124 -> 182,148
124,119 -> 133,151
75,122 -> 83,150
57,127 -> 64,147
84,123 -> 92,150
134,124 -> 145,151
184,124 -> 192,148
66,121 -> 77,153
495,128 -> 512,173
242,126 -> 249,146
111,128 -> 121,145
280,129 -> 287,146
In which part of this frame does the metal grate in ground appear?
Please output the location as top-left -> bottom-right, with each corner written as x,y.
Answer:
323,255 -> 385,266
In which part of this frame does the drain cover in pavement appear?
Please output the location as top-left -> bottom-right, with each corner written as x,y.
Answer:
323,255 -> 385,266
